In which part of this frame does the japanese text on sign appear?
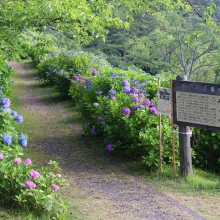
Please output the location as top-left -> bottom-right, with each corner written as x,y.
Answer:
176,92 -> 220,127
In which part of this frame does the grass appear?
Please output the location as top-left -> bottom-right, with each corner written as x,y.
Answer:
3,60 -> 220,219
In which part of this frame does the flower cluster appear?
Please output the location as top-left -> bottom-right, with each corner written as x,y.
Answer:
122,107 -> 131,115
1,97 -> 10,108
2,134 -> 12,145
18,134 -> 27,147
106,144 -> 112,152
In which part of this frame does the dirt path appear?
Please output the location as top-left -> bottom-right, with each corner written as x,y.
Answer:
9,61 -> 207,220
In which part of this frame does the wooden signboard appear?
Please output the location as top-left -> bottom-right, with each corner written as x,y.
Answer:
172,80 -> 220,131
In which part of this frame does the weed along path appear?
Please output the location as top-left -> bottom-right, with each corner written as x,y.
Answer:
10,61 -> 206,220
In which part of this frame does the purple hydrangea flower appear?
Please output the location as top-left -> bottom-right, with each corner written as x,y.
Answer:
25,181 -> 36,189
149,107 -> 157,114
19,134 -> 27,147
72,75 -> 79,80
133,106 -> 139,111
77,79 -> 82,83
97,116 -> 103,120
130,87 -> 139,94
2,134 -> 12,145
122,107 -> 131,115
101,121 -> 106,125
91,69 -> 98,76
83,85 -> 88,90
29,170 -> 40,179
132,97 -> 139,102
123,86 -> 130,93
1,98 -> 10,108
106,144 -> 112,152
108,89 -> 116,95
16,115 -> 23,123
138,93 -> 145,98
85,78 -> 90,83
91,127 -> 96,134
143,99 -> 151,106
51,183 -> 60,190
122,80 -> 130,87
138,104 -> 144,109
111,96 -> 117,100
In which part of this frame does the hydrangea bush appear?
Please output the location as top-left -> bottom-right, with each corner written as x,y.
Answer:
0,68 -> 67,218
35,48 -> 179,168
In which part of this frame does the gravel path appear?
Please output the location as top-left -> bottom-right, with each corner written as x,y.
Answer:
10,61 -> 207,220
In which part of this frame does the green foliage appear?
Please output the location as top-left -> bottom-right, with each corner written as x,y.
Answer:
191,128 -> 220,173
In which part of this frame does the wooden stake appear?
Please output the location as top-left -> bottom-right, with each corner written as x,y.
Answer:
170,79 -> 176,175
158,78 -> 162,174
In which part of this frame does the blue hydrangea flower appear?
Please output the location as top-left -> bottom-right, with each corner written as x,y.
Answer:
11,111 -> 18,117
4,108 -> 12,114
19,134 -> 27,147
16,115 -> 23,123
109,73 -> 117,78
1,98 -> 10,108
96,90 -> 103,94
108,89 -> 116,95
2,134 -> 12,145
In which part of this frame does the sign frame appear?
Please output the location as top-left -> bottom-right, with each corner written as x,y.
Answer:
172,80 -> 220,131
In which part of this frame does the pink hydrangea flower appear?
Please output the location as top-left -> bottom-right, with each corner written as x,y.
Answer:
24,158 -> 32,165
13,158 -> 22,164
51,184 -> 60,190
0,154 -> 4,160
29,170 -> 40,179
25,181 -> 36,189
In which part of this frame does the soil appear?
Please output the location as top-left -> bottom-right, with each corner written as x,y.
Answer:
9,61 -> 207,220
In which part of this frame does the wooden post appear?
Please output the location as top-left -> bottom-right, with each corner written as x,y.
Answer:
176,75 -> 193,176
158,78 -> 162,174
170,79 -> 176,175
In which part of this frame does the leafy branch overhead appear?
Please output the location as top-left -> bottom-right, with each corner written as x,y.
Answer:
0,0 -> 219,60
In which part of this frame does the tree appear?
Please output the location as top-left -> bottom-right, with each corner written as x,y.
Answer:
0,0 -> 128,60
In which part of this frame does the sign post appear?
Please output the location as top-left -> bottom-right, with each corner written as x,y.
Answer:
176,75 -> 193,176
172,76 -> 220,175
